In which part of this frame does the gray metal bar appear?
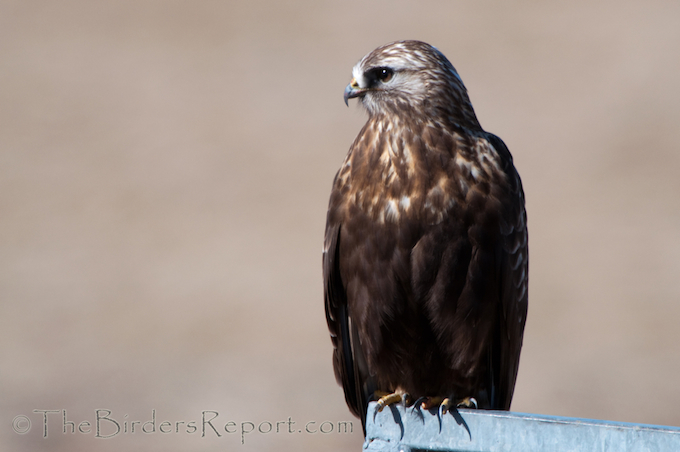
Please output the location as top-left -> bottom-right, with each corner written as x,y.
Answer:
363,401 -> 680,451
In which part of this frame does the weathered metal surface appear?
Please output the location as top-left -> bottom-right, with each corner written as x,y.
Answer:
363,401 -> 680,452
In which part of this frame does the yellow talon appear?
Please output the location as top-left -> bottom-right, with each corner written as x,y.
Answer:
456,397 -> 478,409
420,396 -> 476,413
376,392 -> 403,412
440,397 -> 452,414
374,390 -> 408,412
421,396 -> 444,410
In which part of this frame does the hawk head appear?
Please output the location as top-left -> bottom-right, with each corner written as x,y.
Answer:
344,40 -> 480,128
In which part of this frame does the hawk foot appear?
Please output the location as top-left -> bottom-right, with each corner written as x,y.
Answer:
374,390 -> 410,412
420,396 -> 478,414
420,396 -> 445,410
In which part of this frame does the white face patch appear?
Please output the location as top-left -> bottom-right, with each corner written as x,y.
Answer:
352,64 -> 367,89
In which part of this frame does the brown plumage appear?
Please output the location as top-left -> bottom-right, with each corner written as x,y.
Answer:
323,41 -> 528,432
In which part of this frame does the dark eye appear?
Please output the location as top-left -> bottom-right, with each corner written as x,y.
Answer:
378,68 -> 393,83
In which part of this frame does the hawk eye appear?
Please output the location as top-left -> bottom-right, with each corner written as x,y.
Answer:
378,68 -> 394,83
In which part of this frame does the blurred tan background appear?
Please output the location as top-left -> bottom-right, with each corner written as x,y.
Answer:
2,1 -> 679,450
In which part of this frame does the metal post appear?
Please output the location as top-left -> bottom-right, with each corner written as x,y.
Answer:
363,401 -> 680,451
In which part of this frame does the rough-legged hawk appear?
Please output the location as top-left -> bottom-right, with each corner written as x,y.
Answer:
323,40 -> 528,432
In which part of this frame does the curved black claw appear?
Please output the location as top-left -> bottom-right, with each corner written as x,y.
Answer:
439,398 -> 451,417
401,392 -> 412,406
410,396 -> 428,413
435,404 -> 444,433
408,396 -> 427,424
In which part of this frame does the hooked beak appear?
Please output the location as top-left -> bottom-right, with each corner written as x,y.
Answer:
343,77 -> 366,106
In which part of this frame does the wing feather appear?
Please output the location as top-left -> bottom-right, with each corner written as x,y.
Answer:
487,133 -> 528,409
323,219 -> 369,431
